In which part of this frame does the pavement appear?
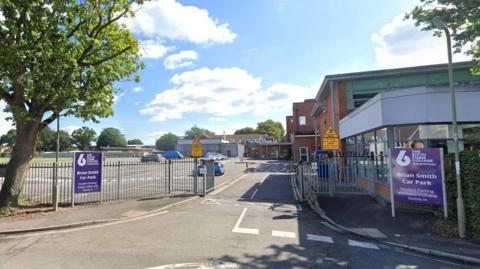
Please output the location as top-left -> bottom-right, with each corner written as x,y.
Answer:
316,194 -> 480,263
0,160 -> 474,268
0,158 -> 248,234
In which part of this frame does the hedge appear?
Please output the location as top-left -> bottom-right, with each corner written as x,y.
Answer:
445,150 -> 480,236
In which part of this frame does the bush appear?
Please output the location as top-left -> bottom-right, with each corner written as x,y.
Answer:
445,150 -> 480,237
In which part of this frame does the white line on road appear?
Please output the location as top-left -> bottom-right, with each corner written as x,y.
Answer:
348,239 -> 379,250
306,234 -> 333,243
272,230 -> 296,238
249,189 -> 258,200
260,175 -> 268,184
232,208 -> 259,235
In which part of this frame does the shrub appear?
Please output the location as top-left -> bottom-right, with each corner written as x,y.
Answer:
445,150 -> 480,237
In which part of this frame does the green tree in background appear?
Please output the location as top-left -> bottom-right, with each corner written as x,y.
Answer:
36,128 -> 72,152
256,120 -> 284,142
234,127 -> 256,134
184,126 -> 215,139
0,1 -> 143,207
407,0 -> 480,74
155,133 -> 179,151
0,129 -> 16,146
97,128 -> 127,148
72,127 -> 97,150
127,139 -> 143,145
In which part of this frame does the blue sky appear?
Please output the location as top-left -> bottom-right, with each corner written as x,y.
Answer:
0,0 -> 471,144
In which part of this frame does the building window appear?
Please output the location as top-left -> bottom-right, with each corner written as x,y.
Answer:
299,116 -> 306,125
299,147 -> 308,162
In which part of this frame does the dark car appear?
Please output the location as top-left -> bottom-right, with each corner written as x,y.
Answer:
140,153 -> 163,162
194,161 -> 225,176
163,151 -> 184,159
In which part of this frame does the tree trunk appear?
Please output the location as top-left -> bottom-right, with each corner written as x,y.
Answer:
0,121 -> 40,207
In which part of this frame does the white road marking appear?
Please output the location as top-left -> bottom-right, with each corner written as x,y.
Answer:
260,175 -> 268,184
306,234 -> 333,243
272,230 -> 296,238
232,208 -> 259,235
348,239 -> 379,250
249,189 -> 258,200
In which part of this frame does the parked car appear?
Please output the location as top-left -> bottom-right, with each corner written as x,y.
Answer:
140,153 -> 163,162
201,152 -> 226,161
194,161 -> 225,176
163,150 -> 184,159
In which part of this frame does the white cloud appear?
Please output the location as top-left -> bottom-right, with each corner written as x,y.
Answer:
371,13 -> 471,68
164,50 -> 198,69
63,125 -> 81,135
139,39 -> 172,59
113,91 -> 125,104
132,86 -> 144,93
123,0 -> 236,45
140,67 -> 316,122
0,101 -> 13,136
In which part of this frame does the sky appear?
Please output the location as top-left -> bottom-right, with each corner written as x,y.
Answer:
0,0 -> 472,145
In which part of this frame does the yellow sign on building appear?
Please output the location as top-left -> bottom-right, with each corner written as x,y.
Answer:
322,127 -> 340,150
191,137 -> 203,158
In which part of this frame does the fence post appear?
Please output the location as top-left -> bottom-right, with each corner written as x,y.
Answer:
168,159 -> 172,194
194,158 -> 198,195
117,161 -> 121,200
300,166 -> 305,201
329,158 -> 334,197
202,163 -> 207,197
51,163 -> 57,207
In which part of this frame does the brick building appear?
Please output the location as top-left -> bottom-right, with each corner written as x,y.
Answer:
286,99 -> 321,162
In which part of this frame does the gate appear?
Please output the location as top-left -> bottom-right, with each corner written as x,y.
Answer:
295,155 -> 383,200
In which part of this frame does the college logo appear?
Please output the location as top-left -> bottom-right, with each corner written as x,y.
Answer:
77,153 -> 87,167
396,150 -> 411,166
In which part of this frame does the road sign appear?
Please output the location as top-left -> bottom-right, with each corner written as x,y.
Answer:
191,137 -> 203,157
73,152 -> 103,193
322,127 -> 340,150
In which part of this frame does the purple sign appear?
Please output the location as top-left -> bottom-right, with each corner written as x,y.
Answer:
390,148 -> 445,205
73,152 -> 103,193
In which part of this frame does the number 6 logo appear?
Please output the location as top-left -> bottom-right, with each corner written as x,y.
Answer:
396,150 -> 411,166
77,153 -> 87,167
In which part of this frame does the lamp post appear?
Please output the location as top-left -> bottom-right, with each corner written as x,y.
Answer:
431,17 -> 466,238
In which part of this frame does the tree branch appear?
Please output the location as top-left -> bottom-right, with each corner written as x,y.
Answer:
82,46 -> 132,67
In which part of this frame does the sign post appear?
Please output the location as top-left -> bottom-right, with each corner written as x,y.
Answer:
72,151 -> 103,207
322,127 -> 340,151
389,148 -> 447,218
191,137 -> 203,195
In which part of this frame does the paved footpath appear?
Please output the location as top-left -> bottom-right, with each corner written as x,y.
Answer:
0,162 -> 473,268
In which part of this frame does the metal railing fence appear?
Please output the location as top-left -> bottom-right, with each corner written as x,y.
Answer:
0,158 -> 202,206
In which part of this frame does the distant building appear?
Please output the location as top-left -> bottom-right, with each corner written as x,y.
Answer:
211,133 -> 267,144
175,138 -> 244,157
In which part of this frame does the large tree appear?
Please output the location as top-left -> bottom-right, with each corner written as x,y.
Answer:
36,127 -> 72,152
256,120 -> 284,142
127,139 -> 143,145
234,127 -> 256,135
0,129 -> 16,146
155,133 -> 179,151
97,128 -> 127,148
72,127 -> 96,150
407,0 -> 480,74
184,126 -> 215,139
0,1 -> 143,207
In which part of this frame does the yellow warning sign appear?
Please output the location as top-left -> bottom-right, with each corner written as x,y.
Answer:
322,127 -> 340,150
191,137 -> 203,158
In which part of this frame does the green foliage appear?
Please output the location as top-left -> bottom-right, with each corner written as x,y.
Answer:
97,128 -> 126,148
0,0 -> 143,128
71,127 -> 96,150
155,133 -> 179,151
234,127 -> 256,134
127,139 -> 143,145
0,129 -> 16,146
445,151 -> 480,236
407,0 -> 480,75
184,126 -> 215,139
256,119 -> 284,141
36,127 -> 72,152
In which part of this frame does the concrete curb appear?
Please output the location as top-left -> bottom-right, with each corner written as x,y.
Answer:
289,173 -> 480,266
0,170 -> 249,236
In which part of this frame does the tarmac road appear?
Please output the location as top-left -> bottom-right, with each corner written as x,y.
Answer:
0,161 -> 472,269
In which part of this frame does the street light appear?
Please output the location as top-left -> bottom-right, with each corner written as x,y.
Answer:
53,101 -> 85,211
431,17 -> 466,238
